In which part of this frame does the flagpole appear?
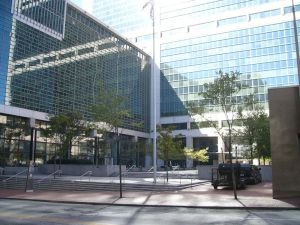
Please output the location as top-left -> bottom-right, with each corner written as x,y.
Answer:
292,0 -> 300,97
143,0 -> 157,183
152,0 -> 157,184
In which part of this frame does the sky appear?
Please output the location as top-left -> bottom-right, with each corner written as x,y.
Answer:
70,0 -> 93,13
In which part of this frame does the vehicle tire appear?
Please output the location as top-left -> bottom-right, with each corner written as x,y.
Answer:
213,185 -> 218,190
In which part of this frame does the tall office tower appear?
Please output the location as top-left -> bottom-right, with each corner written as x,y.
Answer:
92,0 -> 300,165
0,0 -> 151,165
1,0 -> 150,131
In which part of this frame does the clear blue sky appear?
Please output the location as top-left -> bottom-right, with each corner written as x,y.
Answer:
69,0 -> 92,13
71,0 -> 82,5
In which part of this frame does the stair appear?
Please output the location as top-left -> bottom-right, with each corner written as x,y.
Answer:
0,176 -> 27,190
0,175 -> 202,192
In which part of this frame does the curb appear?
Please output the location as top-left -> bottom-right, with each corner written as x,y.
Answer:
1,197 -> 300,210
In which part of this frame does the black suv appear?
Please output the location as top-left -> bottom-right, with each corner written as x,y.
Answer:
212,163 -> 246,189
240,164 -> 262,184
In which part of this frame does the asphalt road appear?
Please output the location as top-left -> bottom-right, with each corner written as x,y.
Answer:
0,199 -> 300,225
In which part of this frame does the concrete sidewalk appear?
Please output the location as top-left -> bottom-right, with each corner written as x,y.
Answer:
1,181 -> 300,209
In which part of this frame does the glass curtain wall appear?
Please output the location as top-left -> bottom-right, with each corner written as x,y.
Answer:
0,1 -> 151,166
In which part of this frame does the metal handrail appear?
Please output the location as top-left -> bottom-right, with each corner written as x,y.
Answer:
147,167 -> 153,172
122,165 -> 136,179
79,171 -> 92,181
38,170 -> 62,184
2,169 -> 27,182
126,165 -> 136,172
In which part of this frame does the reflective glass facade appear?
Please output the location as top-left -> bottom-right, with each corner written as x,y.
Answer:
91,0 -> 152,34
0,0 -> 12,104
161,22 -> 298,115
13,0 -> 67,39
90,0 -> 300,164
2,0 -> 151,133
160,0 -> 300,116
92,0 -> 300,118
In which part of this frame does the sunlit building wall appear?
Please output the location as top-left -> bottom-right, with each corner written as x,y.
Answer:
1,0 -> 151,133
0,0 -> 152,165
92,0 -> 300,165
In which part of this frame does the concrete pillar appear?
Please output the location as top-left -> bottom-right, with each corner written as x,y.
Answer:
218,136 -> 226,164
186,136 -> 193,168
268,86 -> 300,198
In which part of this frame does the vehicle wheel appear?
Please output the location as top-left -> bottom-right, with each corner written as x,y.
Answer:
213,185 -> 218,190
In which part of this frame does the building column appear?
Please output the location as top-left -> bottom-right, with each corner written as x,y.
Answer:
186,135 -> 193,168
218,135 -> 225,164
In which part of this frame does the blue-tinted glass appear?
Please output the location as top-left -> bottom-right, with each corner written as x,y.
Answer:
6,2 -> 151,132
0,0 -> 12,104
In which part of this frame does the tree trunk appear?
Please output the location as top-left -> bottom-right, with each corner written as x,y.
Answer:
166,160 -> 169,182
228,129 -> 237,200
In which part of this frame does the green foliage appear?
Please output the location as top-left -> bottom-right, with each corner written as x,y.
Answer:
45,112 -> 87,159
255,112 -> 271,163
183,147 -> 209,163
188,70 -> 248,154
0,118 -> 27,166
201,70 -> 242,115
46,158 -> 93,165
237,107 -> 270,164
91,83 -> 130,133
157,125 -> 184,162
187,70 -> 255,198
188,71 -> 248,130
90,83 -> 144,168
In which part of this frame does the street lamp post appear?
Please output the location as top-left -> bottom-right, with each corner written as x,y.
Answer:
25,118 -> 36,192
152,2 -> 157,184
116,132 -> 122,198
94,136 -> 98,166
132,136 -> 139,168
142,0 -> 157,184
91,129 -> 103,167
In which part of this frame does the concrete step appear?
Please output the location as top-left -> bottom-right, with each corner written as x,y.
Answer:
1,176 -> 201,192
123,172 -> 199,179
1,177 -> 27,190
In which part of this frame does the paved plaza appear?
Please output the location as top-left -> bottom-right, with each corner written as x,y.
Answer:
1,178 -> 300,209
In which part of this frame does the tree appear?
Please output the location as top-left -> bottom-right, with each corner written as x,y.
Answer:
236,111 -> 257,164
90,83 -> 130,139
90,83 -> 131,170
91,83 -> 130,134
91,83 -> 133,198
237,108 -> 270,164
255,112 -> 270,164
0,118 -> 27,167
183,147 -> 209,163
45,112 -> 87,165
157,125 -> 184,182
188,70 -> 251,199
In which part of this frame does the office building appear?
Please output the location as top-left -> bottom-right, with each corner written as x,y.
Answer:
92,0 -> 300,165
0,0 -> 151,165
